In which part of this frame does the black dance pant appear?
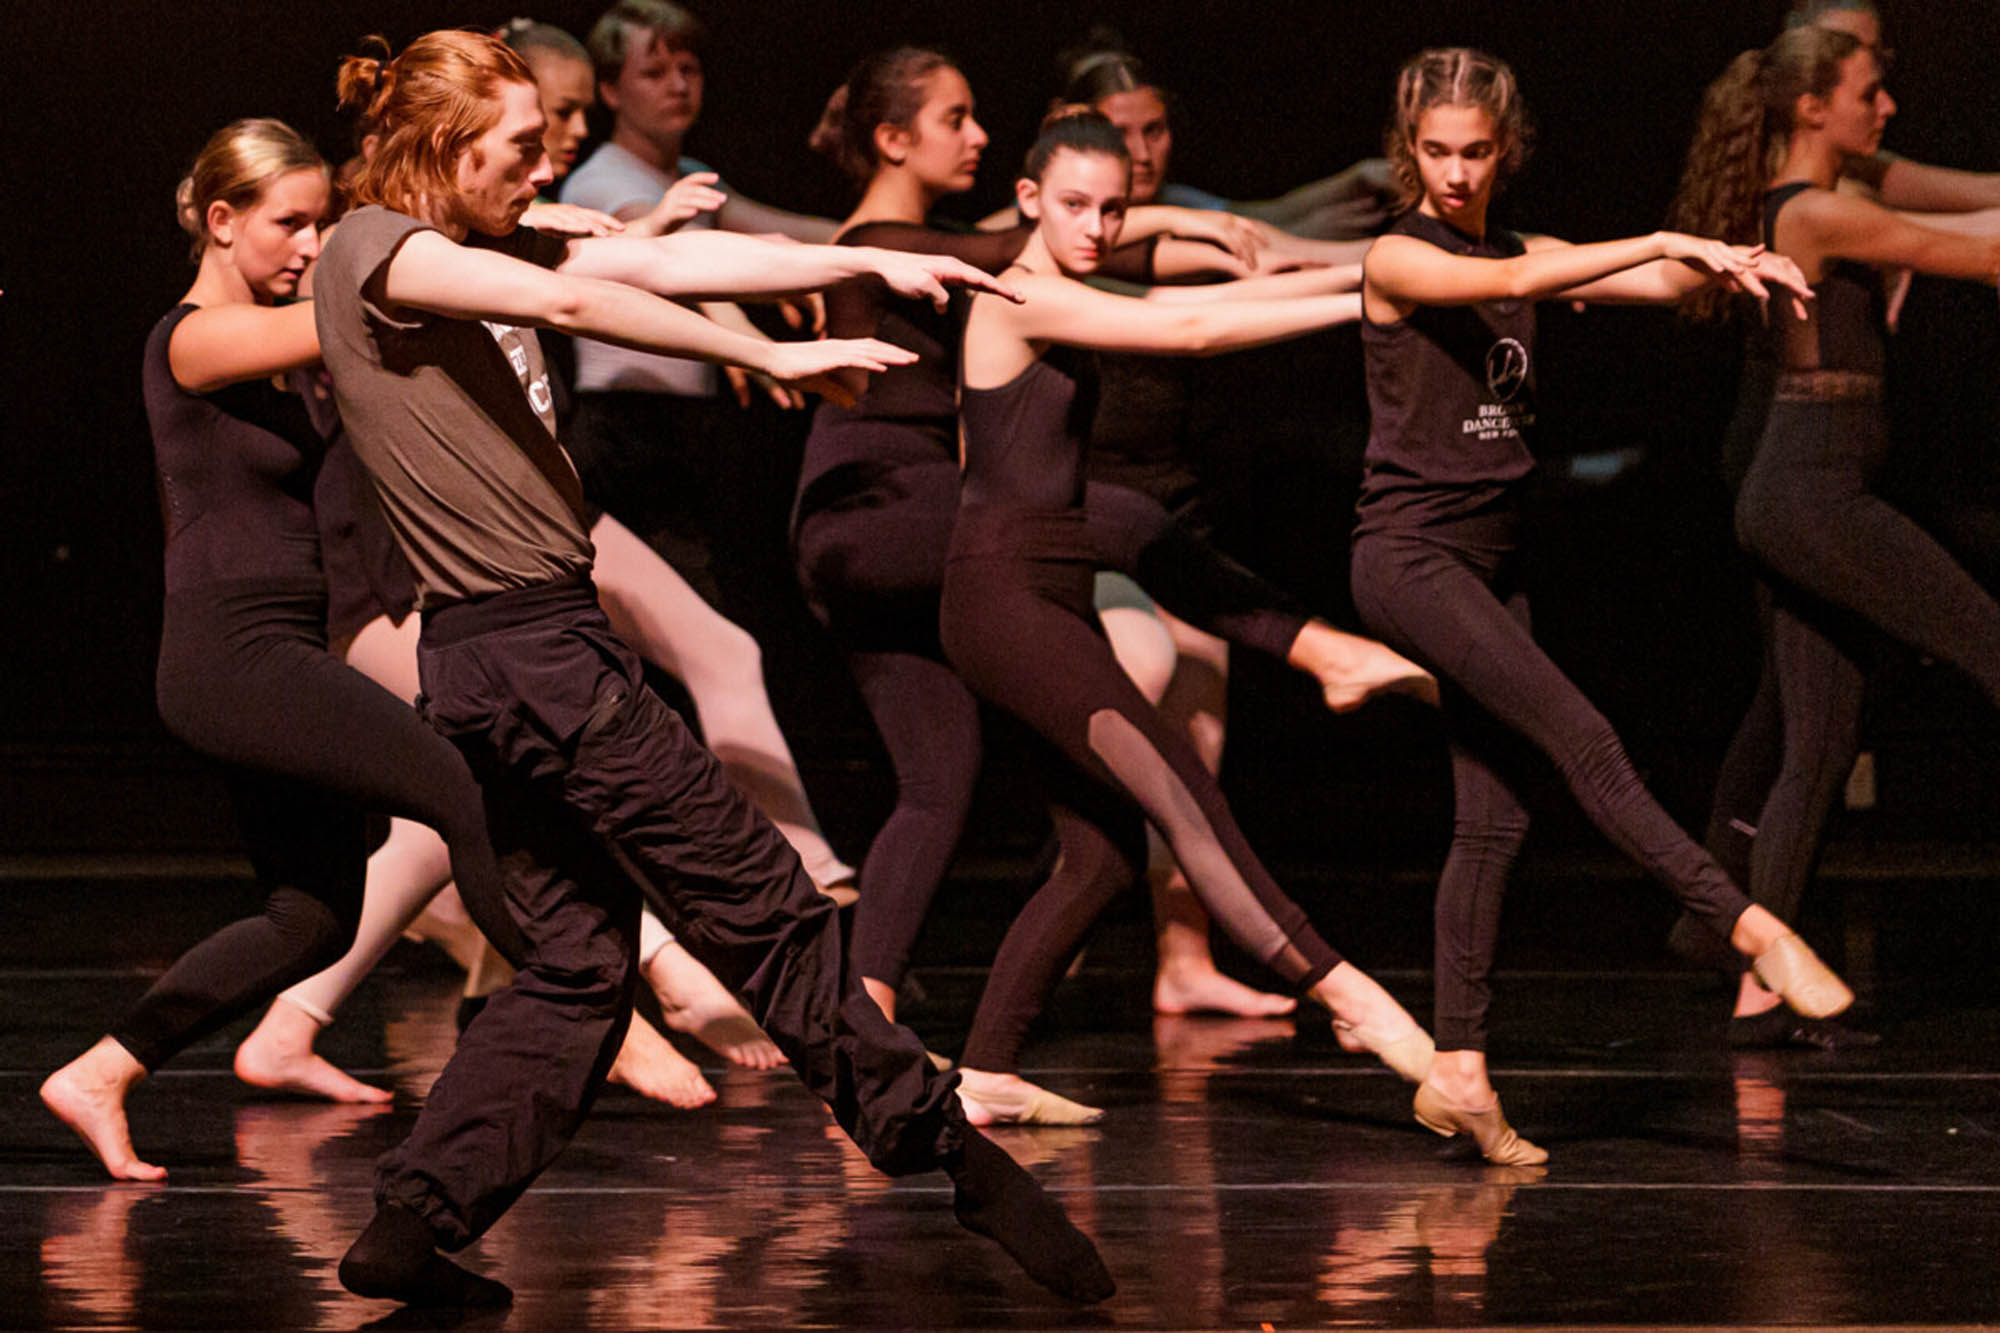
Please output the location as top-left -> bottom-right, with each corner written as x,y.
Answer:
795,465 -> 1312,993
1351,519 -> 1752,1052
377,577 -> 959,1250
116,578 -> 518,1071
1701,397 -> 2000,958
939,508 -> 1340,1073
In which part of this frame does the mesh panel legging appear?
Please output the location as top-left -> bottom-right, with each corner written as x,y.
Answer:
112,580 -> 516,1070
1351,523 -> 1752,1052
939,521 -> 1340,1073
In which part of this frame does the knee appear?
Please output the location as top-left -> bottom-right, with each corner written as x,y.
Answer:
266,886 -> 356,974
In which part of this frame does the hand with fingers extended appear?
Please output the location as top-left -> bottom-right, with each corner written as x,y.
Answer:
643,171 -> 727,236
758,336 -> 917,390
859,250 -> 1027,310
521,202 -> 625,237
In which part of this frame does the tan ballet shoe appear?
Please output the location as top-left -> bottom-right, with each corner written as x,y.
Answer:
1414,1083 -> 1549,1167
957,1072 -> 1104,1127
1751,932 -> 1854,1020
1333,1017 -> 1436,1083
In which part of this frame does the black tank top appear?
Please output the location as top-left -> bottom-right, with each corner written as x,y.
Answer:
1356,211 -> 1537,535
958,342 -> 1099,515
144,303 -> 326,593
1763,182 -> 1887,377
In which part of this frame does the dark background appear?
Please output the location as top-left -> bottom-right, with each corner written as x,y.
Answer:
5,1 -> 1999,874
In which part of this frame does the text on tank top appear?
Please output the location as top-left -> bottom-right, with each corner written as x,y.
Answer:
1357,211 -> 1538,531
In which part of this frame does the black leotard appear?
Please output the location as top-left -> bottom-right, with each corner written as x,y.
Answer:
941,334 -> 1342,1072
794,222 -> 1307,993
112,305 -> 516,1071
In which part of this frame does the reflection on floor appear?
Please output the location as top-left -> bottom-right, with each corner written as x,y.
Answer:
7,872 -> 2000,1329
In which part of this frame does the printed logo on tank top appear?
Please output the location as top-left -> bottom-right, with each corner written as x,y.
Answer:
481,320 -> 557,435
1466,336 -> 1534,442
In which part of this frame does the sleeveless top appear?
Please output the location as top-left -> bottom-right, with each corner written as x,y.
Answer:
144,303 -> 326,594
796,222 -> 1159,519
1356,211 -> 1538,537
958,343 -> 1099,517
1763,182 -> 1887,379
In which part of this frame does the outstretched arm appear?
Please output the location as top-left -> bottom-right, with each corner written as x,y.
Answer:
1802,190 -> 2000,280
1143,263 -> 1362,305
982,270 -> 1359,356
1231,159 -> 1400,239
380,230 -> 914,384
555,229 -> 1018,307
1364,229 -> 1801,319
716,192 -> 838,243
1852,153 -> 2000,213
168,302 -> 323,394
1531,233 -> 1812,311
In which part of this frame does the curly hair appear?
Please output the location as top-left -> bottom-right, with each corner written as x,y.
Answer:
1382,48 -> 1533,214
1666,24 -> 1861,319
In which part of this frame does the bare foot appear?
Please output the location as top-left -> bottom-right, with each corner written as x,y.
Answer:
1314,962 -> 1434,1083
41,1039 -> 167,1182
1294,625 -> 1438,712
1320,645 -> 1438,712
609,1015 -> 716,1109
1153,962 -> 1297,1017
645,941 -> 786,1070
234,1000 -> 393,1104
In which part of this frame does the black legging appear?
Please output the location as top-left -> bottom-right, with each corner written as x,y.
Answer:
797,464 -> 1310,993
1351,519 -> 1752,1052
112,578 -> 517,1070
941,510 -> 1340,1073
1696,396 -> 2000,961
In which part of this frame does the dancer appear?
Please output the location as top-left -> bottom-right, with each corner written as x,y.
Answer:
555,0 -> 859,904
1348,48 -> 1852,1166
794,52 -> 1424,1039
39,119 -> 523,1182
1669,0 -> 2000,1046
1060,46 -> 1385,1021
940,110 -> 1436,1126
1665,23 -> 2000,1043
1055,37 -> 1395,247
238,16 -> 838,1111
313,31 -> 1110,1308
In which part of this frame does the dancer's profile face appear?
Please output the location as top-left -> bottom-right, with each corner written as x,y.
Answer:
896,67 -> 987,195
1095,87 -> 1170,205
1019,148 -> 1129,275
213,168 -> 328,301
604,30 -> 703,147
454,79 -> 556,235
1818,47 -> 1894,157
527,50 -> 596,180
1411,103 -> 1501,225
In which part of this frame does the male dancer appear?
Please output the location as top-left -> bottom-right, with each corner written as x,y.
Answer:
314,29 -> 1112,1309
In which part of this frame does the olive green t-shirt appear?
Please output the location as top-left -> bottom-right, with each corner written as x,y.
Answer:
313,205 -> 593,607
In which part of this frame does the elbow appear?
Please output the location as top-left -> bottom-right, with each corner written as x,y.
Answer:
1177,311 -> 1226,355
1499,260 -> 1539,303
541,282 -> 594,336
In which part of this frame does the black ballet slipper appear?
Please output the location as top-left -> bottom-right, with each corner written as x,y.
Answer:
948,1129 -> 1115,1304
1728,1008 -> 1881,1051
339,1204 -> 513,1309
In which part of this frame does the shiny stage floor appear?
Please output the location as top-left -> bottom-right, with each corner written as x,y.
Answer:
6,872 -> 2000,1330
